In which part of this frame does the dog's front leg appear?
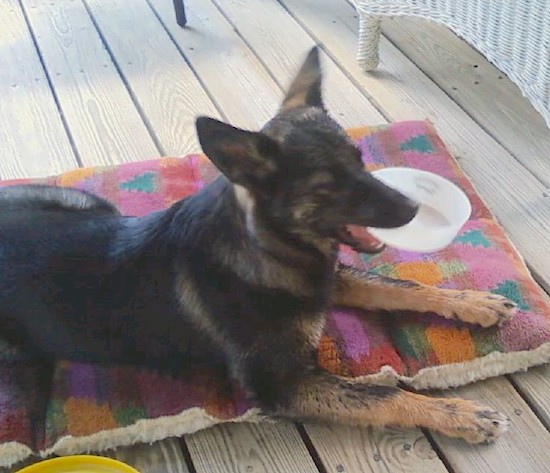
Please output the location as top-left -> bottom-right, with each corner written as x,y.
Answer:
243,322 -> 507,443
265,368 -> 508,443
333,265 -> 516,327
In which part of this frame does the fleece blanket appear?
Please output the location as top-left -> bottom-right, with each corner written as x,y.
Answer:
1,121 -> 550,467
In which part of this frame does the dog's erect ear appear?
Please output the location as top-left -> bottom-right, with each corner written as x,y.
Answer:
281,47 -> 323,111
196,117 -> 279,191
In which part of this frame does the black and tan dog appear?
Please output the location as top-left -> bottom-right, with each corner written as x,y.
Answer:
0,48 -> 516,443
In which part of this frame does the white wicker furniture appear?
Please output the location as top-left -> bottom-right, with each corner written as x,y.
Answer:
350,0 -> 550,127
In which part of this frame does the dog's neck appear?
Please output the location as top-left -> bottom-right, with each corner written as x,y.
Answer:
168,177 -> 336,298
232,184 -> 336,266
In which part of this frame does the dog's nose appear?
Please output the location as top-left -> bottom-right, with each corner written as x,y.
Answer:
367,198 -> 418,229
398,198 -> 419,225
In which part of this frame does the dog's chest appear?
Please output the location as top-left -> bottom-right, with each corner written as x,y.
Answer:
182,263 -> 326,344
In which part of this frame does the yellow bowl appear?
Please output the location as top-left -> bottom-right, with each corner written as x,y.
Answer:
16,455 -> 140,473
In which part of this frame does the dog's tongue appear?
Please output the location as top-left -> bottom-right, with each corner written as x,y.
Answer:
345,224 -> 385,253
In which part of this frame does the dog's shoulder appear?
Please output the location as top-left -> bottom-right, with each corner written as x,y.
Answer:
0,184 -> 120,215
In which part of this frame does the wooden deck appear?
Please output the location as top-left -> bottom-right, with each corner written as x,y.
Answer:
2,0 -> 550,471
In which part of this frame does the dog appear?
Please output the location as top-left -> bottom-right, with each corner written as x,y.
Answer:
0,47 -> 516,443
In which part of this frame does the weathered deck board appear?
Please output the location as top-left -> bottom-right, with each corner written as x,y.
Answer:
432,377 -> 550,473
185,422 -> 320,473
381,17 -> 550,186
109,439 -> 191,473
511,365 -> 550,429
303,424 -> 449,473
84,0 -> 221,155
0,0 -> 77,178
148,0 -> 280,129
22,0 -> 159,166
210,0 -> 385,127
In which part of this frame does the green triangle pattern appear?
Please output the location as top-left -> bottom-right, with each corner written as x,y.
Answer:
492,280 -> 529,311
370,263 -> 399,279
399,135 -> 434,153
438,259 -> 468,278
120,172 -> 156,193
456,230 -> 491,248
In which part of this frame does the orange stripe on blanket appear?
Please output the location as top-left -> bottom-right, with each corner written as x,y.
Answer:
346,127 -> 371,141
64,398 -> 117,436
426,326 -> 476,364
317,335 -> 344,375
57,167 -> 97,187
158,157 -> 181,167
397,261 -> 444,286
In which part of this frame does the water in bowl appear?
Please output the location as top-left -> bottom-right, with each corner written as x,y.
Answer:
414,204 -> 450,228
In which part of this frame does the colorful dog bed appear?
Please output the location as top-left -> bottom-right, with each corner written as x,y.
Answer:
1,121 -> 550,467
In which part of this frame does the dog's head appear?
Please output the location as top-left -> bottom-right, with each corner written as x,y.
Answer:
196,47 -> 417,253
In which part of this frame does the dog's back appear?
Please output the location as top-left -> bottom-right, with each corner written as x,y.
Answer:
0,184 -> 226,371
0,184 -> 119,213
0,185 -> 122,280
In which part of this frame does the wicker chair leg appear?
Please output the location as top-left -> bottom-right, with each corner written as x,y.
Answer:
356,14 -> 382,71
173,0 -> 187,27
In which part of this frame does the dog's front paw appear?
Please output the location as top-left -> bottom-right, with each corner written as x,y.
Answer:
445,291 -> 517,327
434,398 -> 509,443
453,405 -> 509,444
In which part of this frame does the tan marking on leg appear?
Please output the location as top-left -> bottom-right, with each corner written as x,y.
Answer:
293,312 -> 327,350
281,374 -> 508,443
334,266 -> 516,327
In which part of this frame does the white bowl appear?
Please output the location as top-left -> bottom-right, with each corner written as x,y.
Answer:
369,167 -> 471,253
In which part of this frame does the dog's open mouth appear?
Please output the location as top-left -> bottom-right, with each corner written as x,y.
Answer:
337,224 -> 386,254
